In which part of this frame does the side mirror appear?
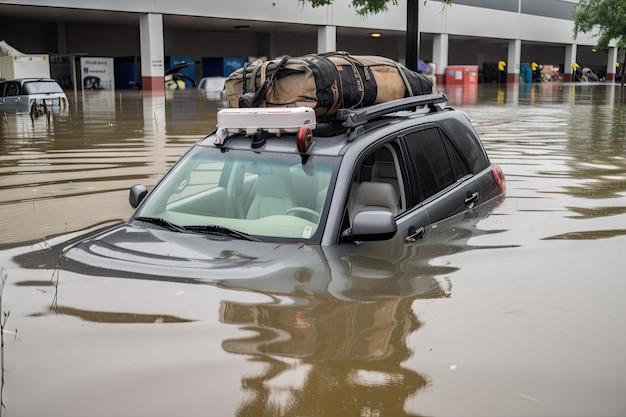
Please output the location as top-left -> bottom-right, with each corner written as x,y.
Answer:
129,184 -> 148,209
343,210 -> 397,242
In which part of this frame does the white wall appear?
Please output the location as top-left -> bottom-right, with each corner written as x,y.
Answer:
419,1 -> 603,46
0,0 -> 613,78
1,0 -> 603,47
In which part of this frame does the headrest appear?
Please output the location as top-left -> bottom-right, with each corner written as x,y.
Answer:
372,161 -> 397,180
354,182 -> 398,215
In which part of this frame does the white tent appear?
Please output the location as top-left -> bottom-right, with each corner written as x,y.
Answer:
0,40 -> 26,57
1,41 -> 49,79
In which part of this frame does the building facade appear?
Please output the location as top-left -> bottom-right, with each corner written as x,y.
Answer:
0,0 -> 618,91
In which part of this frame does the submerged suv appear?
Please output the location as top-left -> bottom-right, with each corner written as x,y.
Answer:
65,93 -> 503,261
62,93 -> 504,278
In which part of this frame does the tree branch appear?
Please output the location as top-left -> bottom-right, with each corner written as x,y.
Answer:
300,0 -> 451,15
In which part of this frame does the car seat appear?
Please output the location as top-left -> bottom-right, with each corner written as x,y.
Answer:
347,181 -> 399,224
245,168 -> 294,218
371,161 -> 400,200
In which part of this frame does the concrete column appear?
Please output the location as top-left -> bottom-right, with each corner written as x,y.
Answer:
57,22 -> 68,55
507,39 -> 521,83
606,47 -> 618,81
140,13 -> 165,93
433,33 -> 449,85
563,44 -> 577,82
318,25 -> 336,54
268,32 -> 277,60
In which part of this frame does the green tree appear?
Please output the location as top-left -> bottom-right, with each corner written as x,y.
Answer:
302,0 -> 451,16
573,0 -> 626,86
301,0 -> 452,71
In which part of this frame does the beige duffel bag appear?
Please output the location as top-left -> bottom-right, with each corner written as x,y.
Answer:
224,51 -> 433,121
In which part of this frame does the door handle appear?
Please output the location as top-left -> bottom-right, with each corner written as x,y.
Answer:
406,226 -> 425,242
464,191 -> 479,207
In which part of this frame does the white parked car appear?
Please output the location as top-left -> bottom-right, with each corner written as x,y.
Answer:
0,78 -> 69,114
197,76 -> 226,101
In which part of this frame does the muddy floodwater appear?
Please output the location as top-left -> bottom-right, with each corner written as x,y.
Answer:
1,84 -> 625,416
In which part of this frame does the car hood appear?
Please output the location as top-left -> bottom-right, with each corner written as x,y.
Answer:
49,221 -> 462,302
61,223 -> 320,284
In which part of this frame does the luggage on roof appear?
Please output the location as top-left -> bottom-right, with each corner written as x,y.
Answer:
224,51 -> 433,122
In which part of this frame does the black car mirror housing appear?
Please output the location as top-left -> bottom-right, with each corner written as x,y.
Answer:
129,184 -> 148,209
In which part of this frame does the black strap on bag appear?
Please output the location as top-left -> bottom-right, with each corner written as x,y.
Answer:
241,62 -> 249,93
239,56 -> 290,108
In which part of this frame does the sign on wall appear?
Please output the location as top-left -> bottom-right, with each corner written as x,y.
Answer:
80,57 -> 115,90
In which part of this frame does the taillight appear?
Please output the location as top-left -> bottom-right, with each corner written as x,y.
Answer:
492,165 -> 506,194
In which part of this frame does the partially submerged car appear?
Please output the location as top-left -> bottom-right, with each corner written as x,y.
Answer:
0,78 -> 69,114
62,92 -> 505,278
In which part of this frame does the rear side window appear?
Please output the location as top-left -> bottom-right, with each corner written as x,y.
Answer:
23,81 -> 64,95
3,82 -> 21,97
404,126 -> 470,201
439,117 -> 490,173
443,133 -> 471,180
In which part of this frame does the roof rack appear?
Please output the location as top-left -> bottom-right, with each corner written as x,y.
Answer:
335,92 -> 448,128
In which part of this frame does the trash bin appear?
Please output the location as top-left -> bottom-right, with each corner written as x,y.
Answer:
445,66 -> 478,86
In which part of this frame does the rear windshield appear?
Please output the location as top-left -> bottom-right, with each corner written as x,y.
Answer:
23,80 -> 64,95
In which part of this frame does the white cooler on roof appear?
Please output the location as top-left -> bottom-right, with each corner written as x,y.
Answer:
215,107 -> 317,144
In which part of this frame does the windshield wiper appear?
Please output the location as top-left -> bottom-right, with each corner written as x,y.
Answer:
134,216 -> 187,233
134,217 -> 258,241
184,225 -> 259,241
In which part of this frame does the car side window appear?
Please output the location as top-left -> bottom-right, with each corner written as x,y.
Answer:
5,82 -> 20,97
443,133 -> 471,180
342,142 -> 405,232
438,118 -> 490,174
404,127 -> 469,201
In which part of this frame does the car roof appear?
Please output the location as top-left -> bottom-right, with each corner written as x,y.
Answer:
1,78 -> 57,82
0,78 -> 60,86
200,93 -> 466,157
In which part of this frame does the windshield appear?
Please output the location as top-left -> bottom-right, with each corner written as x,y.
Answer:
133,145 -> 338,243
23,80 -> 65,94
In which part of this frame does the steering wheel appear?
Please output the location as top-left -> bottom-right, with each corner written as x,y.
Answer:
285,207 -> 321,222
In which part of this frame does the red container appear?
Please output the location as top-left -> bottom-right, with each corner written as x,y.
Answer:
445,65 -> 479,86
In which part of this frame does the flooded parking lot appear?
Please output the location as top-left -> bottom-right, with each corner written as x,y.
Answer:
1,83 -> 625,416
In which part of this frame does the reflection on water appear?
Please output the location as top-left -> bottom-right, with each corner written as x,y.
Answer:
442,83 -> 626,236
0,90 -> 221,245
214,215 -> 513,416
221,296 -> 424,416
1,83 -> 626,416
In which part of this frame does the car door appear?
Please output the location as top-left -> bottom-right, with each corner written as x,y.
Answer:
0,81 -> 7,108
343,140 -> 431,243
400,125 -> 480,225
0,81 -> 24,111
